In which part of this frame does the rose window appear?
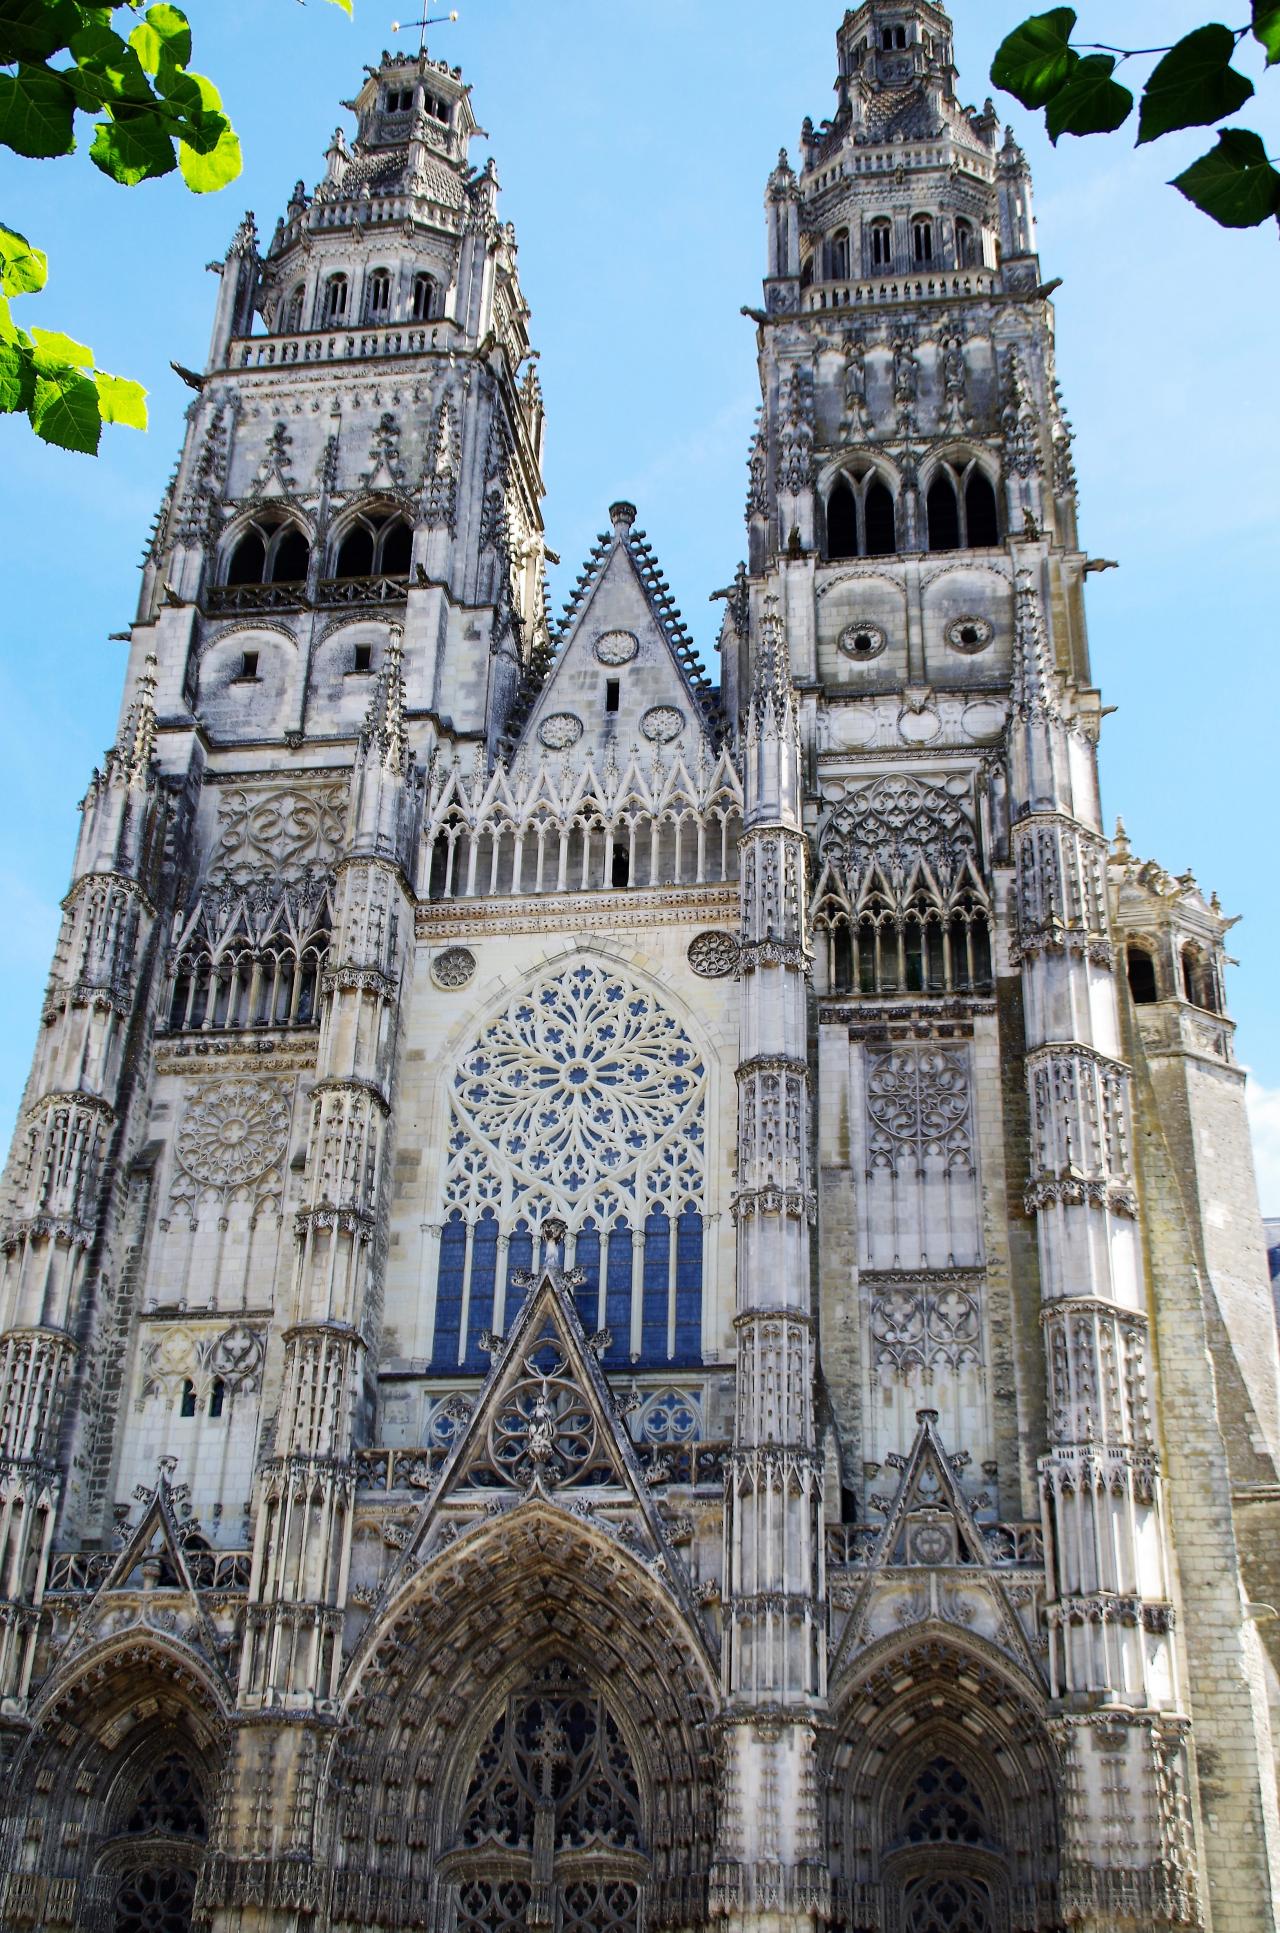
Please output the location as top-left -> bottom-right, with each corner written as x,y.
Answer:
433,963 -> 706,1373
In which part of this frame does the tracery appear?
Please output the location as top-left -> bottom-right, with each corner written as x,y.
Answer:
434,961 -> 707,1368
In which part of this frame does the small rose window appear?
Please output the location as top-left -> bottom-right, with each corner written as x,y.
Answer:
838,621 -> 887,661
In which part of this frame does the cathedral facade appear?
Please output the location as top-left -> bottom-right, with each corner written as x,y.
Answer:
2,5 -> 1279,1930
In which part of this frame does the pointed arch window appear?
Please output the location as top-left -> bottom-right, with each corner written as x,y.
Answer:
364,268 -> 392,322
320,272 -> 348,325
869,218 -> 893,271
829,226 -> 851,281
954,217 -> 976,268
333,509 -> 414,580
281,283 -> 305,332
412,272 -> 437,321
926,459 -> 1000,551
826,469 -> 897,561
108,1747 -> 208,1933
912,214 -> 934,264
224,516 -> 311,589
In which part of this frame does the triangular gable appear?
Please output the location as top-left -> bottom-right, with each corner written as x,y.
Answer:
829,1410 -> 1044,1685
516,506 -> 719,770
64,1467 -> 227,1678
401,1233 -> 702,1620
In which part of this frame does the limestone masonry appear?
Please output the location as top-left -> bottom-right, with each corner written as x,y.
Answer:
1,6 -> 1278,1930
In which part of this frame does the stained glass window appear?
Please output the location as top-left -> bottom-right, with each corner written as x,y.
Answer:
433,964 -> 706,1369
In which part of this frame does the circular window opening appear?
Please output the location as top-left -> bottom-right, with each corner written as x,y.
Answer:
838,621 -> 887,661
946,613 -> 994,654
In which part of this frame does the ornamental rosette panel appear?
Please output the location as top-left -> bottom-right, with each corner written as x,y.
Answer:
443,961 -> 706,1228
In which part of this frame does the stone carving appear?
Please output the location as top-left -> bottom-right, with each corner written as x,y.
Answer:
641,705 -> 685,744
946,614 -> 994,654
433,946 -> 477,989
538,711 -> 584,751
444,960 -> 706,1226
687,930 -> 740,978
868,1275 -> 984,1377
866,1045 -> 973,1179
838,621 -> 887,661
820,774 -> 978,897
777,365 -> 815,495
207,783 -> 347,887
594,630 -> 639,666
175,1080 -> 291,1191
141,1319 -> 267,1403
636,1388 -> 703,1444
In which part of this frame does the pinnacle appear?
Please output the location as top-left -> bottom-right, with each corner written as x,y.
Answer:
362,623 -> 409,772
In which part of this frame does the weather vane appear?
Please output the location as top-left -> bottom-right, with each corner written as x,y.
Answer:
390,8 -> 459,55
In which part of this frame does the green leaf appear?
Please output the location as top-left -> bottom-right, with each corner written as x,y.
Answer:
160,66 -> 223,118
0,223 -> 47,296
178,119 -> 241,191
129,3 -> 192,75
0,337 -> 36,414
1172,126 -> 1280,226
94,368 -> 148,428
1254,1 -> 1280,63
991,9 -> 1078,109
66,22 -> 155,111
0,0 -> 83,66
29,366 -> 102,453
0,64 -> 78,158
1045,53 -> 1134,141
28,326 -> 94,372
1137,25 -> 1254,144
0,295 -> 15,344
90,111 -> 177,183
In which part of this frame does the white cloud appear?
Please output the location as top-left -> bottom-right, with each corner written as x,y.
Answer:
1246,1081 -> 1280,1219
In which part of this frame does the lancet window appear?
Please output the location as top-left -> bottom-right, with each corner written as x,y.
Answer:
165,885 -> 332,1034
954,218 -> 976,268
912,213 -> 934,264
332,508 -> 414,580
926,459 -> 1000,551
364,267 -> 392,321
443,1662 -> 645,1933
224,516 -> 310,588
412,272 -> 437,320
1180,941 -> 1219,1012
433,962 -> 706,1370
825,468 -> 898,560
424,746 -> 742,899
812,776 -> 992,996
869,218 -> 893,270
320,272 -> 348,325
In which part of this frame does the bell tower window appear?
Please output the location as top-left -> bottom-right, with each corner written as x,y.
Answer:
829,227 -> 850,281
927,461 -> 1000,551
826,478 -> 859,560
869,219 -> 893,271
321,273 -> 348,325
282,284 -> 304,333
411,272 -> 436,321
955,218 -> 976,268
364,269 -> 391,322
912,214 -> 934,264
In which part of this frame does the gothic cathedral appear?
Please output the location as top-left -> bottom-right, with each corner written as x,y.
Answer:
2,6 -> 1278,1932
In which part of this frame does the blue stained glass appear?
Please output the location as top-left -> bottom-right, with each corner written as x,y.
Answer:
605,1222 -> 633,1364
642,1209 -> 671,1363
674,1205 -> 703,1365
463,1210 -> 499,1370
505,1219 -> 533,1323
574,1221 -> 600,1334
432,1212 -> 467,1368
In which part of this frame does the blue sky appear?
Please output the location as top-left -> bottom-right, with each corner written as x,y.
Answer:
1,1 -> 1277,1199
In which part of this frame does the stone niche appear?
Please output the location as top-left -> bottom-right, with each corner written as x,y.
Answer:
817,568 -> 909,691
920,563 -> 1013,690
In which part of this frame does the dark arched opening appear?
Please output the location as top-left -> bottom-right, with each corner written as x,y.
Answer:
864,479 -> 896,555
269,526 -> 310,584
827,479 -> 859,560
226,530 -> 266,586
335,524 -> 376,578
927,477 -> 960,551
965,471 -> 999,547
380,519 -> 413,576
1127,946 -> 1158,1005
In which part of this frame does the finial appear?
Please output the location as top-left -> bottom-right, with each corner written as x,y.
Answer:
362,623 -> 409,772
609,500 -> 637,537
1112,816 -> 1132,862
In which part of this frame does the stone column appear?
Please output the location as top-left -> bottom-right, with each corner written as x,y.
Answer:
1007,564 -> 1197,1930
0,662 -> 162,1716
715,604 -> 827,1930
